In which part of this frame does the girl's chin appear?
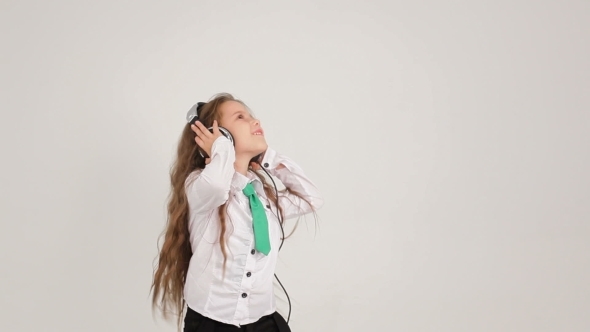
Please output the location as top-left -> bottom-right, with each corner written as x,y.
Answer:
253,140 -> 268,151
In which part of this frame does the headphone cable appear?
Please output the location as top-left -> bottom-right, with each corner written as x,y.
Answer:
256,162 -> 292,324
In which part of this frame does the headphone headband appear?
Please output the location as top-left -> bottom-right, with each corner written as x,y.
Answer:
186,102 -> 207,124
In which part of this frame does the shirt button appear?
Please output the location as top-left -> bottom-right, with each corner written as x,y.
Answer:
251,249 -> 255,255
242,293 -> 248,298
246,272 -> 251,277
263,162 -> 269,168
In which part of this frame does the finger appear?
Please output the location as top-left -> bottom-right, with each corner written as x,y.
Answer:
194,121 -> 208,136
195,136 -> 205,148
191,124 -> 207,139
212,120 -> 221,135
194,121 -> 212,138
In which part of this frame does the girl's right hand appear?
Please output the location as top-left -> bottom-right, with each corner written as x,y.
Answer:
191,120 -> 223,158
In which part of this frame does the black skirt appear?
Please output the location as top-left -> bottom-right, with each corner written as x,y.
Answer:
184,306 -> 291,332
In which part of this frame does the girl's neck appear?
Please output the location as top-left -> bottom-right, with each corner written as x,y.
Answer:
234,156 -> 253,176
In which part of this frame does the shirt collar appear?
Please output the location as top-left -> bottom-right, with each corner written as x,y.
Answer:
231,170 -> 263,193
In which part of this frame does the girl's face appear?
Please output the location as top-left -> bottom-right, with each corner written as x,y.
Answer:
218,101 -> 267,158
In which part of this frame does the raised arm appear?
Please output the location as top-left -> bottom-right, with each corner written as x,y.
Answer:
259,147 -> 324,220
185,136 -> 235,214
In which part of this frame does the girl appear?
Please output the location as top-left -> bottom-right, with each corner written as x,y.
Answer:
151,93 -> 324,332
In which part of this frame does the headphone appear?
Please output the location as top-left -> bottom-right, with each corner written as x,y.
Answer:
185,101 -> 293,323
186,102 -> 234,158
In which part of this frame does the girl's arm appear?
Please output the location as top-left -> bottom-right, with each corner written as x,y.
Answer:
184,136 -> 235,214
259,147 -> 324,220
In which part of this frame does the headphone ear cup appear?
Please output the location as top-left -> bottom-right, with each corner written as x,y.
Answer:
198,127 -> 234,159
210,126 -> 235,146
199,126 -> 234,159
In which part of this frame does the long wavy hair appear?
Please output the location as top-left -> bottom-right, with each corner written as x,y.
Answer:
150,93 -> 313,328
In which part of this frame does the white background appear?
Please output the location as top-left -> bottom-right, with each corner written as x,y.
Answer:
1,0 -> 589,331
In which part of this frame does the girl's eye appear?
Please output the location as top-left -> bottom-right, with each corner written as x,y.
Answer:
238,115 -> 244,119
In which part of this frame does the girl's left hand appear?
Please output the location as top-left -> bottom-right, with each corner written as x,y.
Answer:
249,151 -> 265,170
248,151 -> 285,170
250,161 -> 285,170
250,161 -> 261,171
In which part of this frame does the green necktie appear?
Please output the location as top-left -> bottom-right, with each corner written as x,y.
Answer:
242,183 -> 271,255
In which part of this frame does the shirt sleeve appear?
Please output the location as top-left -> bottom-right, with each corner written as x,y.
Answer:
185,136 -> 236,214
259,147 -> 324,220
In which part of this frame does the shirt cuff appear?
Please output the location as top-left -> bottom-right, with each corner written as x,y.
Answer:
210,135 -> 232,155
260,147 -> 279,170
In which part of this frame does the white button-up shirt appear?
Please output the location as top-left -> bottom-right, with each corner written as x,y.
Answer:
183,136 -> 324,327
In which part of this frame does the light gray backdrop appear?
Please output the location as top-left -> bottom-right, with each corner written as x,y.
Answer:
1,0 -> 588,331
